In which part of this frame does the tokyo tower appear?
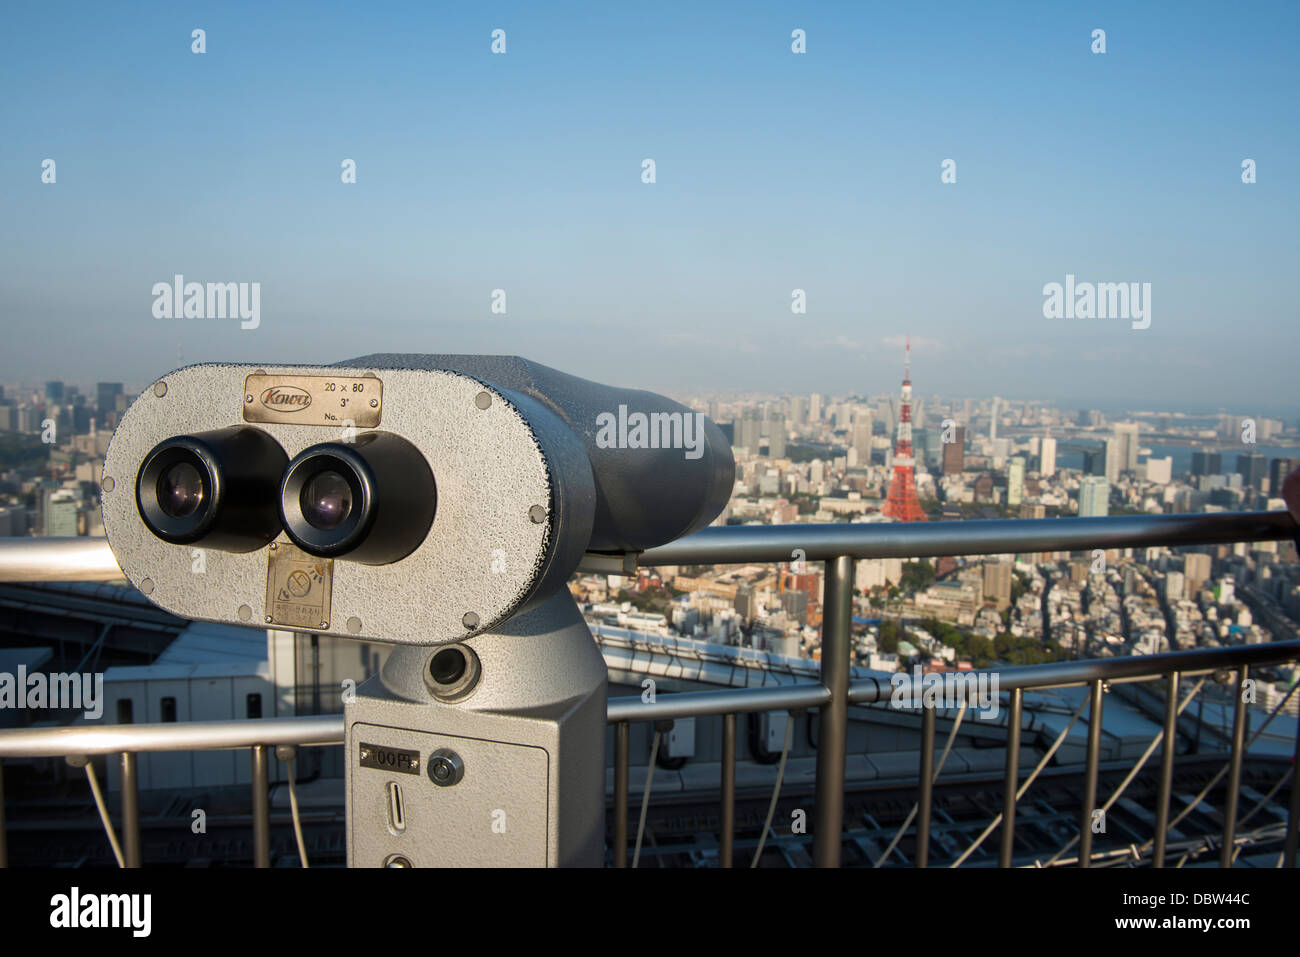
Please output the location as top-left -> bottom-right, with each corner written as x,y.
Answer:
882,337 -> 927,522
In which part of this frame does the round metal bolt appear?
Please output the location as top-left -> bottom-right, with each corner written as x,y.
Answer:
153,381 -> 168,398
139,578 -> 154,595
265,615 -> 273,624
237,604 -> 252,622
369,398 -> 378,408
245,394 -> 254,403
474,391 -> 492,410
319,620 -> 329,629
462,611 -> 480,630
346,616 -> 362,633
384,855 -> 413,868
101,476 -> 115,493
528,505 -> 546,524
269,542 -> 278,550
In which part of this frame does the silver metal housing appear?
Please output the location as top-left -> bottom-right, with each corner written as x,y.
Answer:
102,361 -> 595,645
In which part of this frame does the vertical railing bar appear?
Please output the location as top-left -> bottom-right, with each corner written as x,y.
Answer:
998,687 -> 1023,867
813,554 -> 854,868
613,721 -> 629,868
120,752 -> 141,868
916,704 -> 936,868
1285,690 -> 1300,868
1078,679 -> 1105,868
251,744 -> 269,868
1221,664 -> 1248,868
0,758 -> 7,868
1154,671 -> 1180,868
721,712 -> 736,868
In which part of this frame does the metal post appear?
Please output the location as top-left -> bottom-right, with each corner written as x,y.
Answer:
1221,665 -> 1248,868
999,688 -> 1023,867
120,752 -> 141,868
251,744 -> 269,868
613,721 -> 629,868
1285,693 -> 1300,868
0,759 -> 7,868
1154,671 -> 1180,868
1078,680 -> 1105,868
721,713 -> 735,868
813,554 -> 854,868
916,704 -> 936,868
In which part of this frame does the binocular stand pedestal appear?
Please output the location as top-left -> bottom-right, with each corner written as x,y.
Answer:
345,591 -> 608,867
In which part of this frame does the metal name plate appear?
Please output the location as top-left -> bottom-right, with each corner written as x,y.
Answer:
358,743 -> 421,775
265,541 -> 334,630
242,373 -> 383,427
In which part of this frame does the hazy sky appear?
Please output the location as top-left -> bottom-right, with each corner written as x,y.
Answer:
1,1 -> 1296,414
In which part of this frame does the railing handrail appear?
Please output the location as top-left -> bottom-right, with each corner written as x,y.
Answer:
1,510 -> 1296,582
637,510 -> 1298,564
1,638 -> 1295,756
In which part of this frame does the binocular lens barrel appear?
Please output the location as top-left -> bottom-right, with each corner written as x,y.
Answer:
135,427 -> 288,551
279,432 -> 436,564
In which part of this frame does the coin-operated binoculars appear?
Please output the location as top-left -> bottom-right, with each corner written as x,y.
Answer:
102,354 -> 734,866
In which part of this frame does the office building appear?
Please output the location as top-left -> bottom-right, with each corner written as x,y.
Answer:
1079,476 -> 1110,517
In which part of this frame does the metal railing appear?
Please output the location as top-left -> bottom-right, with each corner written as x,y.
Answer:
0,510 -> 1298,869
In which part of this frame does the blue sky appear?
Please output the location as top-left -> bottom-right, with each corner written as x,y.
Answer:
1,1 -> 1296,413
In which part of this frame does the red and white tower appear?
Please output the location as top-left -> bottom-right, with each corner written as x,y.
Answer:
882,337 -> 927,522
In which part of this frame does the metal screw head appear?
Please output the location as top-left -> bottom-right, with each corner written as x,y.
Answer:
346,616 -> 362,633
529,505 -> 546,524
319,621 -> 329,629
139,578 -> 154,595
101,476 -> 115,493
369,398 -> 379,408
237,604 -> 252,621
462,611 -> 480,630
474,391 -> 492,410
265,615 -> 273,624
153,381 -> 167,397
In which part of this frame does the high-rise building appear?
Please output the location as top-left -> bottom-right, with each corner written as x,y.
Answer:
1113,422 -> 1139,473
983,561 -> 1013,610
852,410 -> 874,462
1103,437 -> 1120,484
1007,457 -> 1025,506
1078,476 -> 1110,517
790,395 -> 806,428
41,490 -> 79,536
1184,553 -> 1212,596
942,425 -> 966,476
1083,448 -> 1106,477
1236,453 -> 1268,491
96,382 -> 123,414
1164,570 -> 1185,601
768,414 -> 787,459
1040,434 -> 1057,477
1191,451 -> 1222,477
45,380 -> 65,404
1269,457 -> 1299,496
808,394 -> 822,424
990,396 -> 1000,440
1145,456 -> 1173,485
734,410 -> 762,454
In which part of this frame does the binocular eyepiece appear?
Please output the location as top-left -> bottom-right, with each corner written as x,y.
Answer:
136,429 -> 436,565
136,427 -> 287,552
279,433 -> 435,564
